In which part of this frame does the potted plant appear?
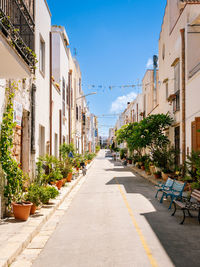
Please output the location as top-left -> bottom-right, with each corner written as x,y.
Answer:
25,183 -> 41,215
153,171 -> 161,179
144,158 -> 151,175
39,186 -> 59,205
152,145 -> 177,181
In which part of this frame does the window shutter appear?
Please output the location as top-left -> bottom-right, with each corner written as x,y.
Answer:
191,117 -> 200,151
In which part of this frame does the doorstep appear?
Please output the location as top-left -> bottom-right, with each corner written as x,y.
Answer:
0,161 -> 94,267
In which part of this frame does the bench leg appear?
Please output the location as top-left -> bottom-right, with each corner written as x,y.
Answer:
198,208 -> 200,224
155,189 -> 161,199
171,201 -> 176,216
160,192 -> 165,203
168,196 -> 174,210
180,209 -> 186,225
187,210 -> 193,218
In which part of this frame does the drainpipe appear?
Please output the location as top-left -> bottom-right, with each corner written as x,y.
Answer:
31,83 -> 36,154
49,31 -> 52,155
180,28 -> 186,164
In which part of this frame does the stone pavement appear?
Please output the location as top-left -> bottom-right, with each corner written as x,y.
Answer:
0,161 -> 94,267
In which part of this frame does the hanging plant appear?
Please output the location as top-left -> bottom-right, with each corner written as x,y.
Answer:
0,82 -> 24,210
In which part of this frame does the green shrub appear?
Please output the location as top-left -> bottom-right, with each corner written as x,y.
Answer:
40,186 -> 59,204
25,184 -> 41,206
120,148 -> 127,159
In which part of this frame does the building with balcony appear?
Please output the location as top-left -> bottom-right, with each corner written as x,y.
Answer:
158,0 -> 200,163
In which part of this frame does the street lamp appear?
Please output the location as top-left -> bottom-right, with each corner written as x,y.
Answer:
76,92 -> 97,100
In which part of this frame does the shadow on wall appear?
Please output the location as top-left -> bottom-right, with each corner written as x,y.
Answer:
106,175 -> 200,267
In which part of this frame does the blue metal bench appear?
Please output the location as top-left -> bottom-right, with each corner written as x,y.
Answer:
160,180 -> 186,210
155,178 -> 174,199
172,189 -> 200,224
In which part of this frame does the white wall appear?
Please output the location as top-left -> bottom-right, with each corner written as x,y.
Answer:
35,0 -> 51,159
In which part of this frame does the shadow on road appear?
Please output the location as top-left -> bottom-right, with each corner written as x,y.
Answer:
106,175 -> 200,267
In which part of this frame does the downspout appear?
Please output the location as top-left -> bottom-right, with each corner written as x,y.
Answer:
49,31 -> 52,155
31,83 -> 36,154
180,28 -> 186,164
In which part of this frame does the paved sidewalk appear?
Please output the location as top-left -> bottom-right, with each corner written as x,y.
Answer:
0,161 -> 93,267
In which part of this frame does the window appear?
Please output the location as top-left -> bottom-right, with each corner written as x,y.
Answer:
62,78 -> 65,117
79,78 -> 81,93
54,133 -> 58,158
166,82 -> 168,100
79,106 -> 82,122
174,126 -> 180,166
39,37 -> 45,74
162,44 -> 165,60
76,105 -> 78,120
173,62 -> 180,112
173,91 -> 180,112
174,62 -> 180,93
39,125 -> 45,156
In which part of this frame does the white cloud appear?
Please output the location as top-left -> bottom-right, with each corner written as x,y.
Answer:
110,92 -> 137,113
146,58 -> 153,69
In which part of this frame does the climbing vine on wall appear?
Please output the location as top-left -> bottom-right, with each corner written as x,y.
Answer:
0,82 -> 24,209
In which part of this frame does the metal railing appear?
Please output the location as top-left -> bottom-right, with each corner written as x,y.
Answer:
0,0 -> 35,68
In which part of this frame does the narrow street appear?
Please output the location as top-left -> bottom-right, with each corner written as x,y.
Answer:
30,150 -> 177,267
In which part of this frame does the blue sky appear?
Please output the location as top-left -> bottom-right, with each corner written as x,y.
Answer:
47,0 -> 166,137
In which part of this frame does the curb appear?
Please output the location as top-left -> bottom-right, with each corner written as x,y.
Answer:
0,160 -> 94,267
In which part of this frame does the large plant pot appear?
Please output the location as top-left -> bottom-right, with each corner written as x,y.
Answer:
56,180 -> 63,190
30,204 -> 37,215
62,178 -> 67,186
154,173 -> 161,179
162,172 -> 169,181
67,173 -> 73,182
12,202 -> 32,221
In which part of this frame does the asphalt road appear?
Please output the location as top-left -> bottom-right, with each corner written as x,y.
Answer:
32,150 -> 200,267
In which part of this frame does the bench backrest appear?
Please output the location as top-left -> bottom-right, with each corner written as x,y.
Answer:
172,180 -> 186,193
191,189 -> 200,202
165,178 -> 174,188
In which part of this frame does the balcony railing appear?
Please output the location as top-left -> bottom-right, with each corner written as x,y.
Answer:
0,0 -> 35,68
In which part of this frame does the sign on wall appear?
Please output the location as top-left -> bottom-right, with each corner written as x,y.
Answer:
13,101 -> 23,126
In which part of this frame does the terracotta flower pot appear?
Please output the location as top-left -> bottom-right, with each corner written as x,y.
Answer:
62,178 -> 67,185
154,173 -> 161,179
12,202 -> 32,221
67,172 -> 73,182
141,166 -> 145,171
30,204 -> 37,215
162,172 -> 169,181
56,180 -> 63,190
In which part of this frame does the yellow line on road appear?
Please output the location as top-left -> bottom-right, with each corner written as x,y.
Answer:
114,177 -> 158,267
